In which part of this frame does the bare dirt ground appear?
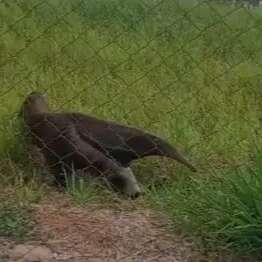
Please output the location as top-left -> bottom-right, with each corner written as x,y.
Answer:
0,193 -> 249,262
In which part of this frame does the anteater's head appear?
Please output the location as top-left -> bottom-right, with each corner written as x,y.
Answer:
19,91 -> 49,120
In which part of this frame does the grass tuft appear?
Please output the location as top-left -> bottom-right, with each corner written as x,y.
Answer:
65,174 -> 100,206
0,204 -> 33,239
146,150 -> 262,256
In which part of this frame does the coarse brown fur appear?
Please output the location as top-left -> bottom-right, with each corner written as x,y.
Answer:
19,91 -> 197,197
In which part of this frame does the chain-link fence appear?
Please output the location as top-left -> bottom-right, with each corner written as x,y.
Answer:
0,0 -> 262,260
217,0 -> 262,8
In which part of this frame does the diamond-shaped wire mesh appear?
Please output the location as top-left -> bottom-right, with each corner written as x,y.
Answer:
0,0 -> 262,259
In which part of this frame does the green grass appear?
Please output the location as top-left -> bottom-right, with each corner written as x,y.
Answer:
1,0 -> 261,167
0,0 -> 262,256
64,171 -> 137,207
146,149 -> 262,257
64,174 -> 99,206
0,204 -> 33,239
0,158 -> 46,239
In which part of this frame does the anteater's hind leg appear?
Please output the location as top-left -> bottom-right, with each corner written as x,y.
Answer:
56,126 -> 144,198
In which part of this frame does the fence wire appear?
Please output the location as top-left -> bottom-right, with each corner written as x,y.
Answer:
0,0 -> 262,260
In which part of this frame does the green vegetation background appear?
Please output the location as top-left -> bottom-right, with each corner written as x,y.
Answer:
0,0 -> 262,257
